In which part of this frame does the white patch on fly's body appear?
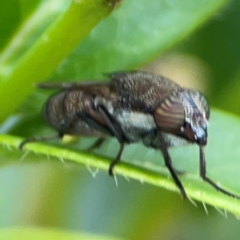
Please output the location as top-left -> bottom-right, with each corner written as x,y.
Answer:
118,111 -> 155,129
113,110 -> 156,142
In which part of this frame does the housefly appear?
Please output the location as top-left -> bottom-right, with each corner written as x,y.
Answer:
20,71 -> 240,200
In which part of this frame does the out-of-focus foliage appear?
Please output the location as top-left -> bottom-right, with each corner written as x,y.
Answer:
1,0 -> 240,239
0,227 -> 122,240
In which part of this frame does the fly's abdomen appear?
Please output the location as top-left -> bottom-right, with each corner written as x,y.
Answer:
43,90 -> 105,137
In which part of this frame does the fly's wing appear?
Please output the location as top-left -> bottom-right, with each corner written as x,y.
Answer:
38,81 -> 113,99
38,81 -> 108,89
108,71 -> 182,111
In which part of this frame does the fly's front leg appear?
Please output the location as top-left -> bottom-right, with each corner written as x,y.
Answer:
199,147 -> 240,200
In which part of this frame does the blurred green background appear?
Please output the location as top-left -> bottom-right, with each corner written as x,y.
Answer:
1,0 -> 240,239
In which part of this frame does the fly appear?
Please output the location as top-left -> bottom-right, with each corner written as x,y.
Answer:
20,71 -> 240,200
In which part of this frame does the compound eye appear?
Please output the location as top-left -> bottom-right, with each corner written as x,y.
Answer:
154,95 -> 185,132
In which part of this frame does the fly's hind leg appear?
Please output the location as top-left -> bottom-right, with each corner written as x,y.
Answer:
85,137 -> 106,151
19,133 -> 63,150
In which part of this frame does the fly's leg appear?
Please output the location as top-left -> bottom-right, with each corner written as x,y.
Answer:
158,131 -> 187,199
199,146 -> 240,200
108,143 -> 124,175
19,134 -> 62,150
97,106 -> 125,143
85,137 -> 106,151
77,111 -> 112,135
97,105 -> 126,175
78,105 -> 126,175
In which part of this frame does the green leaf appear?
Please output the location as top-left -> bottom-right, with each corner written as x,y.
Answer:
1,109 -> 240,215
52,0 -> 229,79
0,227 -> 122,240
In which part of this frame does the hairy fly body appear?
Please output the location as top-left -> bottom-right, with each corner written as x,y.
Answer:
19,83 -> 114,149
20,71 -> 240,200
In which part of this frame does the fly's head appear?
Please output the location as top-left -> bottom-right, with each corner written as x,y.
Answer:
154,89 -> 210,146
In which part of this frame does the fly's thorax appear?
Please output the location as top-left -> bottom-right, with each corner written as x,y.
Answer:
153,89 -> 209,146
112,109 -> 157,142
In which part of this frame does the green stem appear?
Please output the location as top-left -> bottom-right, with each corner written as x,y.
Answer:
1,133 -> 240,216
0,0 -> 117,123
